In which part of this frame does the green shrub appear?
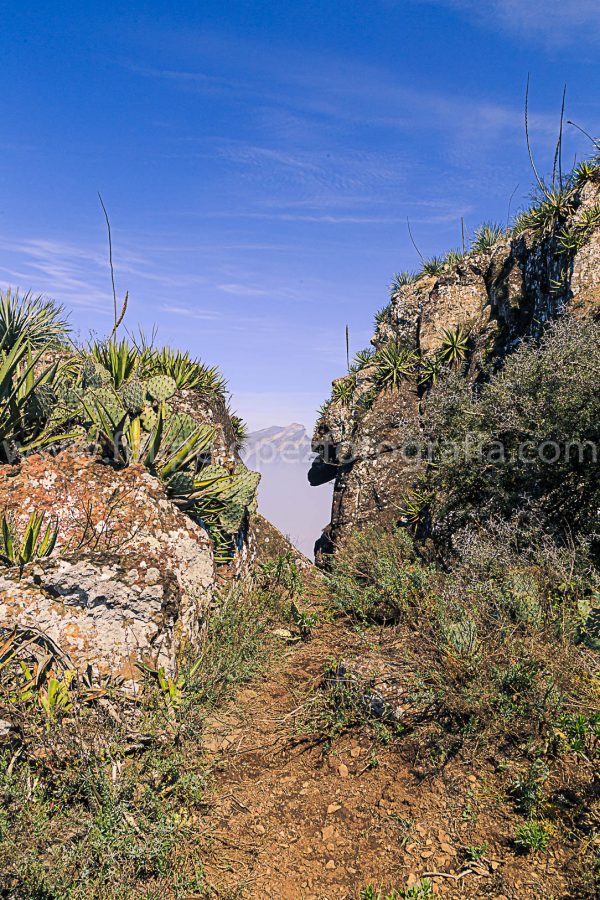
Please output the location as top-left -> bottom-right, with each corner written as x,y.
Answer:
514,820 -> 551,853
327,526 -> 433,623
425,316 -> 600,550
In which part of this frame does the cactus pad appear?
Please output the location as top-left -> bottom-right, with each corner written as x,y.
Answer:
147,374 -> 177,402
119,379 -> 147,414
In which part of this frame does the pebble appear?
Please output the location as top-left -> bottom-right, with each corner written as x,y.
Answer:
327,803 -> 341,814
350,747 -> 361,758
322,825 -> 334,841
325,860 -> 335,870
338,763 -> 349,778
253,824 -> 265,835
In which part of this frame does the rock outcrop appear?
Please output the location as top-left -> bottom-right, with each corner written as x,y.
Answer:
311,177 -> 600,562
0,451 -> 215,684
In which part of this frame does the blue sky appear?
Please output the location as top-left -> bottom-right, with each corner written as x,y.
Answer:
1,0 -> 599,430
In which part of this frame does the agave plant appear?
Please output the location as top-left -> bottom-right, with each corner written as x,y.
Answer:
147,347 -> 227,397
418,354 -> 443,387
0,333 -> 76,459
374,304 -> 391,326
420,256 -> 445,276
389,271 -> 416,297
397,490 -> 430,527
229,413 -> 248,450
438,326 -> 470,367
0,509 -> 59,568
84,395 -> 214,478
332,377 -> 355,407
571,159 -> 600,189
350,347 -> 375,372
444,249 -> 466,267
514,188 -> 577,240
89,337 -> 141,388
0,289 -> 69,351
374,343 -> 418,391
472,222 -> 504,252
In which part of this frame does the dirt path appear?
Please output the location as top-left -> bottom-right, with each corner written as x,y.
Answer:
199,620 -> 571,900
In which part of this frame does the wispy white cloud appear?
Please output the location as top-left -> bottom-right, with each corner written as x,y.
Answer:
409,0 -> 600,46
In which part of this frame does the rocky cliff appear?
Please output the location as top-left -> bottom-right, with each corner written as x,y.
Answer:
311,168 -> 600,562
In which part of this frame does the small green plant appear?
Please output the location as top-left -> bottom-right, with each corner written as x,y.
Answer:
290,601 -> 318,640
259,551 -> 304,597
557,711 -> 600,756
374,344 -> 418,391
229,412 -> 248,449
374,304 -> 391,325
509,760 -> 549,816
351,347 -> 375,371
417,354 -> 442,387
463,843 -> 487,862
443,248 -> 466,267
332,377 -> 356,406
389,271 -> 416,297
514,820 -> 551,853
438,326 -> 469,366
472,221 -> 504,252
360,880 -> 433,900
420,256 -> 445,276
0,510 -> 59,568
571,159 -> 600,188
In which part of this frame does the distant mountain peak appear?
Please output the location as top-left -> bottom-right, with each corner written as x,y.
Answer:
242,423 -> 312,465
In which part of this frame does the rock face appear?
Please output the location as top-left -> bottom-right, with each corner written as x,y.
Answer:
0,452 -> 214,684
311,179 -> 600,562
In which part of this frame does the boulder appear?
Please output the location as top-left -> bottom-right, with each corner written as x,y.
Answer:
0,451 -> 214,684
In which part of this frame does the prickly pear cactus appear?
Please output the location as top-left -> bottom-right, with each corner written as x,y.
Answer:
26,384 -> 57,423
195,464 -> 229,486
119,379 -> 147,414
147,375 -> 177,402
165,471 -> 196,497
82,388 -> 126,427
140,404 -> 158,431
221,466 -> 261,508
219,500 -> 246,534
163,413 -> 208,451
82,358 -> 111,390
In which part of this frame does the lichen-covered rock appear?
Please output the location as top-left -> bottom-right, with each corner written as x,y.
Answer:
312,179 -> 600,562
0,451 -> 214,684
